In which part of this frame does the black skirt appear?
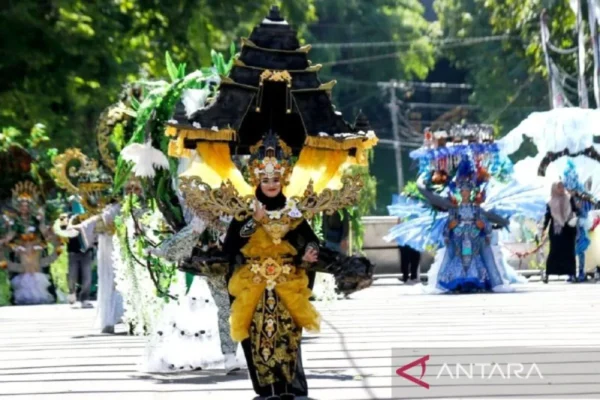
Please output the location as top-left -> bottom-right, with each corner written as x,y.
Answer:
546,225 -> 577,276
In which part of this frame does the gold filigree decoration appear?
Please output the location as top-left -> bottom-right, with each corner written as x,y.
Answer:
292,175 -> 364,220
179,174 -> 364,223
51,148 -> 95,193
51,148 -> 112,217
259,70 -> 292,87
179,177 -> 254,221
96,103 -> 134,172
248,257 -> 292,289
258,215 -> 292,244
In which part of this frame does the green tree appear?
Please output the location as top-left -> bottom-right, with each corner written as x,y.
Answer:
307,0 -> 437,214
434,0 -> 580,137
0,1 -> 316,154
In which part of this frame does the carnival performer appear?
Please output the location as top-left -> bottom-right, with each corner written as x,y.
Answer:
162,8 -> 375,396
386,141 -> 547,293
94,200 -> 124,333
5,181 -> 58,305
176,134 -> 374,399
433,161 -> 512,292
222,138 -> 321,399
147,216 -> 246,373
541,181 -> 579,283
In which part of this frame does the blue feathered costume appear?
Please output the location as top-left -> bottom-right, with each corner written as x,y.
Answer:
385,127 -> 546,293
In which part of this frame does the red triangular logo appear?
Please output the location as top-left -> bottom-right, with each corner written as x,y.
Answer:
395,355 -> 430,389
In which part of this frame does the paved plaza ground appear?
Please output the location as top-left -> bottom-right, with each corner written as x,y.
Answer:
1,279 -> 599,399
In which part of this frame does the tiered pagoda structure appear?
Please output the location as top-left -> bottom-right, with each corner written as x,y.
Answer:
166,6 -> 376,161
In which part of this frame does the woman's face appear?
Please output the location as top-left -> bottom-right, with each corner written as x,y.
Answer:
460,189 -> 471,203
556,182 -> 565,196
260,176 -> 282,198
19,201 -> 30,216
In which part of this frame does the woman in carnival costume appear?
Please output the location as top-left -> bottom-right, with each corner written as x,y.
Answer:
93,199 -> 124,332
224,136 -> 323,398
433,158 -> 514,292
386,126 -> 547,293
3,181 -> 58,304
140,7 -> 376,396
51,148 -> 125,319
177,134 -> 374,399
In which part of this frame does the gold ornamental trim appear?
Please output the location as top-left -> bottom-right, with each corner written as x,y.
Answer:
167,140 -> 193,158
51,148 -> 97,194
304,135 -> 378,151
164,126 -> 237,156
293,175 -> 363,219
165,128 -> 236,158
179,178 -> 255,222
50,148 -> 112,217
259,70 -> 293,86
179,174 -> 364,222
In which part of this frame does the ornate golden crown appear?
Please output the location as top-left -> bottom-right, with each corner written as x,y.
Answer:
248,133 -> 293,187
11,181 -> 40,206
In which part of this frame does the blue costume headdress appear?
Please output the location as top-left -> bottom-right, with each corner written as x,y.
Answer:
449,156 -> 476,192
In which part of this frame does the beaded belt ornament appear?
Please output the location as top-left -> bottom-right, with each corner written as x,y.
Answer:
248,257 -> 294,290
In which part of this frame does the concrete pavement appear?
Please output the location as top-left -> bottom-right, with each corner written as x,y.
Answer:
1,279 -> 599,399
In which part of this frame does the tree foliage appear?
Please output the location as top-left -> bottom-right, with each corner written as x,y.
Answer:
308,0 -> 436,214
0,124 -> 58,202
434,0 -> 581,136
0,0 -> 439,216
0,0 -> 316,154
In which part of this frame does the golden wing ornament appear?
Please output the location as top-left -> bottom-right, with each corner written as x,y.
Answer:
293,175 -> 364,219
179,176 -> 254,221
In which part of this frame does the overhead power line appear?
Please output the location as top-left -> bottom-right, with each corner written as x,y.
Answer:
319,36 -> 518,67
312,35 -> 517,49
324,75 -> 473,89
405,102 -> 480,110
377,138 -> 423,148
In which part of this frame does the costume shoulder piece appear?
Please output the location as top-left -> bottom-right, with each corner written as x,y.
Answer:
179,133 -> 364,222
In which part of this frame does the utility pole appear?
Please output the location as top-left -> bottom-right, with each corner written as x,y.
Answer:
577,0 -> 589,108
387,80 -> 404,192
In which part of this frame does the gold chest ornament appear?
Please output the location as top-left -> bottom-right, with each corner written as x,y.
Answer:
255,199 -> 302,244
250,257 -> 293,290
258,215 -> 292,244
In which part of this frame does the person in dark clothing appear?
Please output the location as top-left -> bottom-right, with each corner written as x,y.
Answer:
61,208 -> 97,308
542,182 -> 580,283
66,231 -> 94,307
318,211 -> 350,292
322,210 -> 350,254
399,245 -> 420,284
